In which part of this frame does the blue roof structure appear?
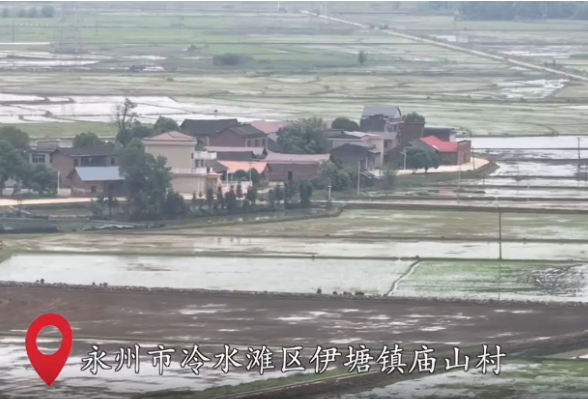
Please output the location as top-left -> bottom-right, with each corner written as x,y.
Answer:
75,167 -> 122,182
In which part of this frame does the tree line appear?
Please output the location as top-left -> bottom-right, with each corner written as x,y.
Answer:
0,126 -> 57,197
1,5 -> 54,18
434,2 -> 588,20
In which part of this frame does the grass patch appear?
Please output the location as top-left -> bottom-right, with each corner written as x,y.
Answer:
146,368 -> 348,399
23,121 -> 117,139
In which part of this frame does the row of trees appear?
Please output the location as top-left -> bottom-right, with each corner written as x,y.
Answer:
1,5 -> 54,18
0,127 -> 57,197
454,2 -> 588,20
112,99 -> 181,146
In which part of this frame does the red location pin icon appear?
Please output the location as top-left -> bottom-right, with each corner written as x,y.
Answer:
25,314 -> 73,387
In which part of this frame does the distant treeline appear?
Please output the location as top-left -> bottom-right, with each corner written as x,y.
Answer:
431,1 -> 588,20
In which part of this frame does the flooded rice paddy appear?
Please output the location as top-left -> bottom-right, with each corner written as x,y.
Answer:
329,361 -> 588,399
0,255 -> 412,295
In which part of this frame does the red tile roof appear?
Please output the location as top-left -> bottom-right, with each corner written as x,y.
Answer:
419,136 -> 458,153
250,120 -> 288,134
144,131 -> 196,142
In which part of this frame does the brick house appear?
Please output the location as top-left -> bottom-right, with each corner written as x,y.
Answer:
69,166 -> 125,197
264,153 -> 331,182
209,124 -> 267,147
398,122 -> 425,148
423,126 -> 456,142
330,142 -> 380,171
323,130 -> 384,168
51,145 -> 118,188
418,136 -> 472,165
180,118 -> 240,146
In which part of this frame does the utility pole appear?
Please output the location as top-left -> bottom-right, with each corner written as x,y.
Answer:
498,209 -> 503,260
357,159 -> 361,195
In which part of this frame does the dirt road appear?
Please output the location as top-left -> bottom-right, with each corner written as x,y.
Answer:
305,11 -> 588,84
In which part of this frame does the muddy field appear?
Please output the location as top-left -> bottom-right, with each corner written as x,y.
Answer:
1,286 -> 588,397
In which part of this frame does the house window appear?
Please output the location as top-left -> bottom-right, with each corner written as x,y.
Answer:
74,158 -> 79,167
31,154 -> 45,163
91,185 -> 97,194
110,157 -> 116,166
287,171 -> 293,181
253,139 -> 258,147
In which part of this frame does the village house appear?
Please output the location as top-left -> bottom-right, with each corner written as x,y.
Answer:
423,126 -> 457,142
330,142 -> 380,172
142,131 -> 220,195
209,124 -> 268,147
180,118 -> 240,146
359,105 -> 402,133
29,139 -> 62,167
264,152 -> 331,182
51,145 -> 118,188
417,136 -> 472,166
69,166 -> 125,197
205,146 -> 266,161
249,120 -> 287,135
323,130 -> 384,168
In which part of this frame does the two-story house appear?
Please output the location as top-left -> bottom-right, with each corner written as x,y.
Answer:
180,118 -> 240,147
209,124 -> 268,148
142,131 -> 220,195
52,145 -> 118,188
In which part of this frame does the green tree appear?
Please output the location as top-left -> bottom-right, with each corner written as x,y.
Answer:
163,191 -> 186,218
206,186 -> 214,209
312,161 -> 350,191
17,9 -> 26,18
331,117 -> 360,131
22,163 -> 57,196
267,189 -> 276,207
27,7 -> 38,18
405,145 -> 441,174
276,117 -> 328,154
299,181 -> 313,207
0,126 -> 29,152
0,140 -> 27,195
112,98 -> 139,146
403,112 -> 426,124
250,168 -> 262,185
225,187 -> 238,212
73,132 -> 105,148
245,185 -> 257,205
1,8 -> 10,18
236,181 -> 243,200
357,50 -> 368,66
283,181 -> 297,205
117,124 -> 153,147
153,116 -> 180,134
216,185 -> 225,209
118,138 -> 172,218
381,165 -> 397,190
274,185 -> 284,204
40,5 -> 54,17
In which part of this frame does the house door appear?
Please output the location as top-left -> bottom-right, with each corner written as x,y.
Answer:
287,171 -> 293,181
